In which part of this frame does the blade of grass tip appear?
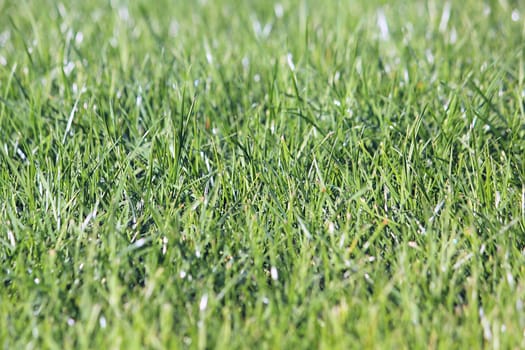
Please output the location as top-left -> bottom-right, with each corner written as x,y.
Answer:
288,110 -> 327,137
172,90 -> 196,184
173,87 -> 186,172
3,62 -> 18,97
146,135 -> 158,197
288,54 -> 302,103
271,58 -> 279,94
231,137 -> 252,162
469,79 -> 508,128
62,92 -> 82,144
86,137 -> 121,182
11,72 -> 30,102
285,55 -> 327,136
8,16 -> 35,68
179,92 -> 197,155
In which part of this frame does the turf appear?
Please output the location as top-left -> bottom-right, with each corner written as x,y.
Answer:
1,0 -> 525,348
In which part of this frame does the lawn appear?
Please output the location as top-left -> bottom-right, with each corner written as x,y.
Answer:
1,0 -> 525,348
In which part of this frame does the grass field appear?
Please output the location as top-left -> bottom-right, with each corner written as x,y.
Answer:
1,0 -> 525,348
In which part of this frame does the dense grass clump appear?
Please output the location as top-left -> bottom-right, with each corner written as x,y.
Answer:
1,0 -> 524,348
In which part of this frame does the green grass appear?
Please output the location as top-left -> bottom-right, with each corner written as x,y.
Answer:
1,0 -> 525,348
